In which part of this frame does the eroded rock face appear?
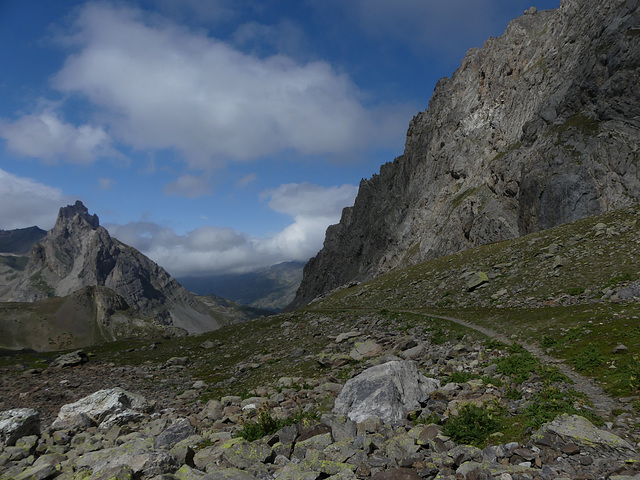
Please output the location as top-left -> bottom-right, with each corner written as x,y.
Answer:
289,0 -> 640,309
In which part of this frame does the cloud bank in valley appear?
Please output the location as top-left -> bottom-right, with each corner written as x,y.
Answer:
108,182 -> 358,276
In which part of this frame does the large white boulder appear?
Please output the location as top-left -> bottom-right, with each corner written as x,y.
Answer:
333,360 -> 440,424
52,387 -> 150,431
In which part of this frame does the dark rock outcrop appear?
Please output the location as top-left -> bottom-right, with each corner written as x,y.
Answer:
289,0 -> 640,309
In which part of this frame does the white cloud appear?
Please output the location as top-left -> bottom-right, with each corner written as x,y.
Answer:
0,168 -> 68,230
49,3 -> 407,169
98,177 -> 115,191
108,182 -> 358,276
236,173 -> 257,189
262,182 -> 358,217
0,110 -> 111,164
163,174 -> 211,198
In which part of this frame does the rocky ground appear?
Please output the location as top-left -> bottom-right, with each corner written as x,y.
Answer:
1,312 -> 640,479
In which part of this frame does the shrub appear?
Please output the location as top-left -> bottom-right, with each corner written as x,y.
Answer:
442,402 -> 503,446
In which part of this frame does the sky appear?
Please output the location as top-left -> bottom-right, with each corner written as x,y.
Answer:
0,0 -> 560,278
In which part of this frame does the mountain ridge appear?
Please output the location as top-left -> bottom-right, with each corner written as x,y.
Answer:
289,0 -> 640,310
0,201 -> 260,349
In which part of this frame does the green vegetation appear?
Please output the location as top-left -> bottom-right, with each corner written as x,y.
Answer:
570,345 -> 604,372
522,387 -> 601,429
236,405 -> 318,442
494,344 -> 539,383
442,402 -> 503,447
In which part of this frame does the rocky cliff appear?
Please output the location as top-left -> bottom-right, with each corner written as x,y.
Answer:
289,0 -> 640,309
1,201 -> 227,334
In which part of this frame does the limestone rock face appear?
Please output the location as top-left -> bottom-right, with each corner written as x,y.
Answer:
289,0 -> 640,309
2,201 -> 220,334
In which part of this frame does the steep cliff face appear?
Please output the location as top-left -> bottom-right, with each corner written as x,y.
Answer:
1,201 -> 221,334
290,0 -> 640,309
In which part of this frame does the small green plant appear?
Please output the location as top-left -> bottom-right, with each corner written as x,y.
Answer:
495,345 -> 539,383
541,335 -> 558,349
236,405 -> 319,442
539,366 -> 571,385
481,375 -> 504,388
237,405 -> 281,442
445,371 -> 477,385
431,328 -> 447,345
570,345 -> 604,372
442,402 -> 503,447
504,387 -> 523,400
566,286 -> 585,296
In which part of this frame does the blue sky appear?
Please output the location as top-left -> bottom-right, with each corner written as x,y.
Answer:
0,0 -> 559,277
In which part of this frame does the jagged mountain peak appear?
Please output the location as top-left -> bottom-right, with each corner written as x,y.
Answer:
55,200 -> 100,231
0,202 -> 241,338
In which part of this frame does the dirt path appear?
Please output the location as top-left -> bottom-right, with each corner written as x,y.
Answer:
419,312 -> 621,418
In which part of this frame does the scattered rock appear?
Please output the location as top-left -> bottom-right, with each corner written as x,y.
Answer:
613,344 -> 629,354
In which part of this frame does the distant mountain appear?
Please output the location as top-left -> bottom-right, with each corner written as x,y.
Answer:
0,201 -> 259,350
0,226 -> 46,255
289,0 -> 640,310
178,261 -> 305,311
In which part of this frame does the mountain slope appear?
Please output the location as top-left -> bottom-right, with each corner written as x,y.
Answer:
289,0 -> 640,310
0,201 -> 249,335
0,226 -> 46,255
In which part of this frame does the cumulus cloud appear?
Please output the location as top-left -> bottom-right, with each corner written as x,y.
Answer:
0,168 -> 69,230
98,177 -> 115,191
163,174 -> 211,198
0,110 -> 111,164
108,182 -> 358,276
48,2 -> 407,169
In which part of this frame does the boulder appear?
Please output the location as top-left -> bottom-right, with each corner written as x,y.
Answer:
533,414 -> 636,454
52,387 -> 150,431
0,408 -> 40,447
466,272 -> 489,292
350,340 -> 383,361
333,360 -> 440,423
154,418 -> 195,449
49,350 -> 89,368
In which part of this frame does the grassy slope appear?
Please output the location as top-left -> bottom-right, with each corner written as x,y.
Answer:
306,205 -> 640,398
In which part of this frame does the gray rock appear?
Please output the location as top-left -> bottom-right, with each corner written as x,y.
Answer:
533,414 -> 636,454
0,408 -> 40,447
154,418 -> 195,449
52,387 -> 150,431
612,344 -> 629,354
49,350 -> 89,369
75,441 -> 180,477
466,272 -> 489,292
333,360 -> 440,423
